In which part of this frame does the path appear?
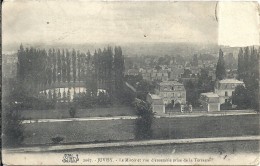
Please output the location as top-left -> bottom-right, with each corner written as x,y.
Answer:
21,111 -> 258,124
4,135 -> 260,153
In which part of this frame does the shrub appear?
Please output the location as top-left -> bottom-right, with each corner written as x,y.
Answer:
69,106 -> 77,118
2,106 -> 24,147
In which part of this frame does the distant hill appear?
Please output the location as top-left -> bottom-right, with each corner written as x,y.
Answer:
3,42 -> 241,57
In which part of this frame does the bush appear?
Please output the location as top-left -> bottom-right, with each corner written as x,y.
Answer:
134,99 -> 155,140
2,104 -> 24,147
220,101 -> 233,110
174,103 -> 181,109
69,106 -> 77,118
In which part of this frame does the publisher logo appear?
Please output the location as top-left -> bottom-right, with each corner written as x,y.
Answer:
62,154 -> 79,163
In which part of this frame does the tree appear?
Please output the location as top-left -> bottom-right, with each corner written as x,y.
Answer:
134,99 -> 154,140
72,49 -> 77,82
232,85 -> 251,109
62,50 -> 67,82
215,49 -> 226,80
185,80 -> 200,107
114,46 -> 125,98
198,68 -> 214,93
66,49 -> 71,83
57,49 -> 62,83
237,48 -> 244,80
52,49 -> 57,83
69,105 -> 77,118
2,103 -> 24,147
136,80 -> 156,101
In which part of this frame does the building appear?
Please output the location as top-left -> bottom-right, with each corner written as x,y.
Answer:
146,93 -> 165,114
214,79 -> 245,104
200,92 -> 220,112
125,69 -> 140,76
155,81 -> 186,106
151,70 -> 169,81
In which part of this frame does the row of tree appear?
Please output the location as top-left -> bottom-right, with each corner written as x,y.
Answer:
17,45 -> 125,99
86,46 -> 124,98
17,45 -> 92,91
235,47 -> 259,110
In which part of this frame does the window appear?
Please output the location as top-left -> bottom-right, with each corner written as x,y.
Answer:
225,99 -> 228,103
172,87 -> 174,90
225,91 -> 228,96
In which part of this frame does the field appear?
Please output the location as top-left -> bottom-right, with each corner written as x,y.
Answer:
152,114 -> 260,139
22,114 -> 260,146
19,106 -> 136,119
23,119 -> 135,145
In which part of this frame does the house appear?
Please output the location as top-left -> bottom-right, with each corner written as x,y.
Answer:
200,92 -> 220,112
150,70 -> 169,82
155,81 -> 186,106
146,93 -> 165,114
126,69 -> 140,76
214,79 -> 245,104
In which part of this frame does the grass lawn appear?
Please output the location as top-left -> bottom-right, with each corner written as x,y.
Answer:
23,119 -> 135,145
22,114 -> 260,146
19,106 -> 136,119
152,114 -> 260,139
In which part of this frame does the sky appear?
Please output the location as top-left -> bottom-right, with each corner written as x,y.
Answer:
2,1 -> 259,49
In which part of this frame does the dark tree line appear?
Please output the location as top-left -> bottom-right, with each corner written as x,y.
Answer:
17,44 -> 125,98
86,46 -> 124,98
235,47 -> 259,110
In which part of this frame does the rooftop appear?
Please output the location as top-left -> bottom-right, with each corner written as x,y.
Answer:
201,92 -> 219,98
149,94 -> 162,100
218,79 -> 244,84
159,81 -> 183,86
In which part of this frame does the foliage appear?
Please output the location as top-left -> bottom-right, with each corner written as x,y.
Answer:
185,80 -> 200,107
232,85 -> 251,109
236,46 -> 259,110
69,106 -> 77,118
220,99 -> 233,110
165,103 -> 174,110
2,104 -> 24,147
215,49 -> 226,80
134,99 -> 155,140
198,68 -> 214,93
136,80 -> 156,101
73,92 -> 111,109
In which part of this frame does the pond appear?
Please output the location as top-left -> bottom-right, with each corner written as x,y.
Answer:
40,87 -> 106,102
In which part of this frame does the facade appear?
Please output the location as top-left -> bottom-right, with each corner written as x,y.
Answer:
214,79 -> 245,104
200,92 -> 220,112
155,81 -> 186,105
125,69 -> 140,76
141,69 -> 169,81
151,70 -> 169,81
146,93 -> 165,114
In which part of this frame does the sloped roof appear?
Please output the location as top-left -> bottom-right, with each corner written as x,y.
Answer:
201,92 -> 219,98
218,79 -> 244,84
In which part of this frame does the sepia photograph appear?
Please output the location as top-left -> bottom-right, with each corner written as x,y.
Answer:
2,1 -> 260,165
